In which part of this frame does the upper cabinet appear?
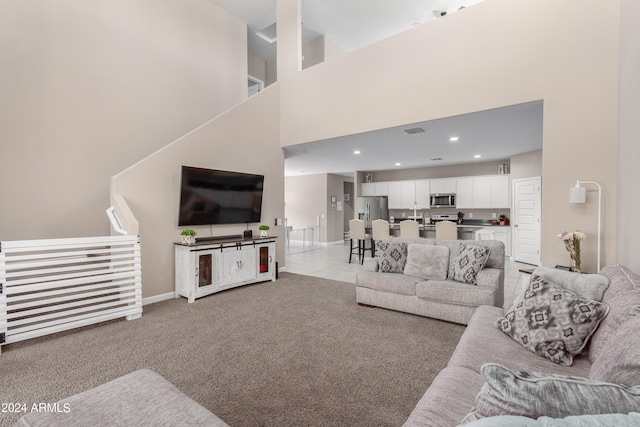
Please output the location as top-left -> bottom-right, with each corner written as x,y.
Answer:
490,175 -> 510,208
457,175 -> 510,209
430,179 -> 457,194
362,182 -> 388,196
367,175 -> 509,210
456,178 -> 474,209
415,180 -> 431,209
387,180 -> 429,209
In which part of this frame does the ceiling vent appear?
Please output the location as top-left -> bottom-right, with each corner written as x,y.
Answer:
256,23 -> 277,44
403,127 -> 426,135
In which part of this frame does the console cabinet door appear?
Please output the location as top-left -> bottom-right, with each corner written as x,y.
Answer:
256,242 -> 276,281
220,246 -> 256,287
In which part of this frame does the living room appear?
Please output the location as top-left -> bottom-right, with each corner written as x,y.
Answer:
1,0 -> 639,425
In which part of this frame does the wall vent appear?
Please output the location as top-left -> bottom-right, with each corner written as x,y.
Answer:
431,157 -> 443,161
403,127 -> 426,135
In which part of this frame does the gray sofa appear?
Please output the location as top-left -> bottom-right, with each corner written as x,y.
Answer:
404,264 -> 640,426
356,238 -> 505,325
16,369 -> 229,427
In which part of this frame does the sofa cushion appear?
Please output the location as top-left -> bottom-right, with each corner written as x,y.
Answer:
15,369 -> 229,427
356,270 -> 420,296
589,309 -> 640,387
461,412 -> 640,427
377,241 -> 408,273
403,244 -> 449,280
589,264 -> 640,363
403,365 -> 484,427
416,281 -> 495,307
495,275 -> 609,366
448,306 -> 592,377
533,266 -> 609,301
461,364 -> 640,423
449,244 -> 490,285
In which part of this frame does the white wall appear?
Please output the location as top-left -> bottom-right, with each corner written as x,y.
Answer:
617,0 -> 640,272
0,0 -> 247,240
278,0 -> 621,273
112,87 -> 284,299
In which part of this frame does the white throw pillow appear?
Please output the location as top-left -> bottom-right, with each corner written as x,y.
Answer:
403,244 -> 450,280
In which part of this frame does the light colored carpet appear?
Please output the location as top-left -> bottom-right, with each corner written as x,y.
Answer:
0,273 -> 465,426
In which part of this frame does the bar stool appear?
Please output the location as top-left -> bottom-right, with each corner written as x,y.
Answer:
348,219 -> 373,264
371,219 -> 390,257
436,220 -> 458,241
400,220 -> 420,238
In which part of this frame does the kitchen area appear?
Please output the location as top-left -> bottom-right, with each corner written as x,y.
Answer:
357,173 -> 512,255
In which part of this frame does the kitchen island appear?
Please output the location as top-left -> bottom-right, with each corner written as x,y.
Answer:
385,222 -> 510,252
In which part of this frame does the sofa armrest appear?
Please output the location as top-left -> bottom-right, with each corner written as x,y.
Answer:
476,268 -> 504,308
363,258 -> 378,272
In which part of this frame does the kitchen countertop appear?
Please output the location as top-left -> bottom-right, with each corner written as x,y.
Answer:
388,222 -> 509,229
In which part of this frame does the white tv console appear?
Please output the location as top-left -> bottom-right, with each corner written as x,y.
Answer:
174,237 -> 276,303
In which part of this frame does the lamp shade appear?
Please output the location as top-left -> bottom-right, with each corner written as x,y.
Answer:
569,186 -> 586,203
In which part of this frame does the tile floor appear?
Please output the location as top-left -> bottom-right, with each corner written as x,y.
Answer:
284,241 -> 533,309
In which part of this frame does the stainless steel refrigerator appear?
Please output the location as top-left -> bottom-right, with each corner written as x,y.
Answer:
356,196 -> 389,228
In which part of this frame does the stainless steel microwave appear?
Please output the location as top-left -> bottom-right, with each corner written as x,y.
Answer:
430,193 -> 456,208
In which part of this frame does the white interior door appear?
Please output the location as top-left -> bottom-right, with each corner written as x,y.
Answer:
513,177 -> 541,265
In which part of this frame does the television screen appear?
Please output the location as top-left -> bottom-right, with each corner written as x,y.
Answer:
178,166 -> 264,226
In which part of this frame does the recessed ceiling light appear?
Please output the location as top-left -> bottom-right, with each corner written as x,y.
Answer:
395,162 -> 402,166
353,150 -> 361,155
474,154 -> 482,159
449,137 -> 459,142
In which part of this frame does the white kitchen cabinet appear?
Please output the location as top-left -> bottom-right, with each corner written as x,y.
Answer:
175,238 -> 276,303
401,181 -> 417,208
361,182 -> 388,197
492,227 -> 511,257
490,175 -> 510,208
466,175 -> 510,209
387,181 -> 403,209
472,177 -> 492,208
415,180 -> 431,209
375,182 -> 389,196
361,182 -> 375,196
456,178 -> 474,209
430,179 -> 457,194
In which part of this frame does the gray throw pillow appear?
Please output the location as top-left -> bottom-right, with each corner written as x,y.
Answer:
403,244 -> 449,280
461,363 -> 640,423
449,243 -> 490,285
376,241 -> 408,273
533,266 -> 610,301
495,275 -> 610,366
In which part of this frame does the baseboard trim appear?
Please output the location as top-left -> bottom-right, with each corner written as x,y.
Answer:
143,292 -> 176,306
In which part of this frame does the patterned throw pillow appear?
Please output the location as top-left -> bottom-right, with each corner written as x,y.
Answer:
376,241 -> 408,273
495,275 -> 610,366
449,244 -> 490,285
461,363 -> 640,423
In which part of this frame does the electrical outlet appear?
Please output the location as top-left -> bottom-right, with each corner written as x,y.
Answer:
402,212 -> 406,217
492,213 -> 496,219
469,213 -> 473,218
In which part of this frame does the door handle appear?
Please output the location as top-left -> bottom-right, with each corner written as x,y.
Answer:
514,224 -> 519,228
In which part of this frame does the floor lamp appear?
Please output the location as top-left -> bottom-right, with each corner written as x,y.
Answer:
568,180 -> 602,272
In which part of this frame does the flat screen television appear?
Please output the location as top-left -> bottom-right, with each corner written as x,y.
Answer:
178,166 -> 264,226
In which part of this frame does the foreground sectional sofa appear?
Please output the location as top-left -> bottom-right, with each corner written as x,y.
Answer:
404,264 -> 640,426
356,238 -> 505,325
